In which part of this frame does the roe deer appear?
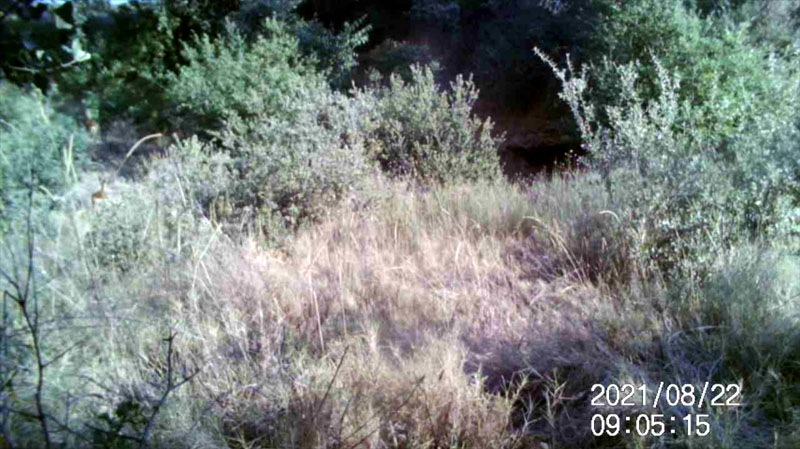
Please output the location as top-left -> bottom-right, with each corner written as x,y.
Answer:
85,119 -> 100,137
89,133 -> 162,210
91,177 -> 107,209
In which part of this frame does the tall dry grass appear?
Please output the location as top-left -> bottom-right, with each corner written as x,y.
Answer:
3,166 -> 799,448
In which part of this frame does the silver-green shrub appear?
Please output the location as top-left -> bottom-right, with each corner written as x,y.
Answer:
167,20 -> 370,240
86,171 -> 216,274
0,83 -> 89,218
217,88 -> 370,238
585,0 -> 799,150
537,48 -> 800,277
168,18 -> 321,131
355,64 -> 503,184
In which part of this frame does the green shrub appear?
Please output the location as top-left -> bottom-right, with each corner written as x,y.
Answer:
57,2 -> 178,130
0,83 -> 89,216
87,166 -> 220,274
216,90 -> 371,240
295,16 -> 371,89
584,0 -> 799,149
671,247 -> 800,421
168,18 -> 501,237
168,18 -> 322,133
555,0 -> 800,276
537,49 -> 800,279
146,136 -> 236,232
356,64 -> 503,184
701,0 -> 800,50
167,22 -> 371,241
0,0 -> 90,91
87,195 -> 154,274
55,0 -> 247,129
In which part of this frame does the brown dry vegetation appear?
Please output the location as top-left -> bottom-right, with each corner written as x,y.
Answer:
128,174 -> 630,447
4,161 -> 800,448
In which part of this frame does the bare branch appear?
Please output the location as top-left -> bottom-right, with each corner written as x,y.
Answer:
139,330 -> 201,448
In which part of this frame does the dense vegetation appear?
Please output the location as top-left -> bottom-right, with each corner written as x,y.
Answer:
1,0 -> 799,448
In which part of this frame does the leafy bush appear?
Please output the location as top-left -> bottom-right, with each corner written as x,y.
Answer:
584,0 -> 799,148
87,160 -> 222,274
699,0 -> 800,50
0,0 -> 91,91
146,136 -> 235,233
57,3 -> 177,129
56,0 -> 247,129
536,0 -> 800,279
167,22 -> 370,241
294,16 -> 371,89
168,18 -> 322,133
0,83 -> 89,216
356,64 -> 503,184
87,195 -> 154,274
537,49 -> 800,278
218,93 -> 371,239
68,3 -> 369,130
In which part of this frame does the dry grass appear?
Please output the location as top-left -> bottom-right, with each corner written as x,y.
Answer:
129,174 -> 641,447
3,167 -> 799,448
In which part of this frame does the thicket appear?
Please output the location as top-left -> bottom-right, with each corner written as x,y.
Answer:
355,65 -> 503,184
536,0 -> 800,279
294,16 -> 371,89
35,1 -> 369,133
0,83 -> 90,221
4,1 -> 800,447
167,18 -> 501,239
584,0 -> 800,147
528,4 -> 800,442
0,1 -> 90,90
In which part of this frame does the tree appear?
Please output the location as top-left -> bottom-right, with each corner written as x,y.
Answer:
0,1 -> 90,90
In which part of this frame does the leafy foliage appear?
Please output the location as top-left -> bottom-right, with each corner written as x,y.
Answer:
168,19 -> 320,132
538,48 -> 800,279
356,64 -> 503,184
60,2 -> 185,129
534,0 -> 800,278
584,0 -> 799,147
87,196 -> 153,274
0,82 -> 89,216
57,2 -> 368,131
55,0 -> 246,130
294,16 -> 371,89
166,21 -> 370,241
697,0 -> 800,50
0,1 -> 91,90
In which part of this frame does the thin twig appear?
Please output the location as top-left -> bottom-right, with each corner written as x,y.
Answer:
139,330 -> 201,448
315,346 -> 349,419
2,182 -> 53,448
